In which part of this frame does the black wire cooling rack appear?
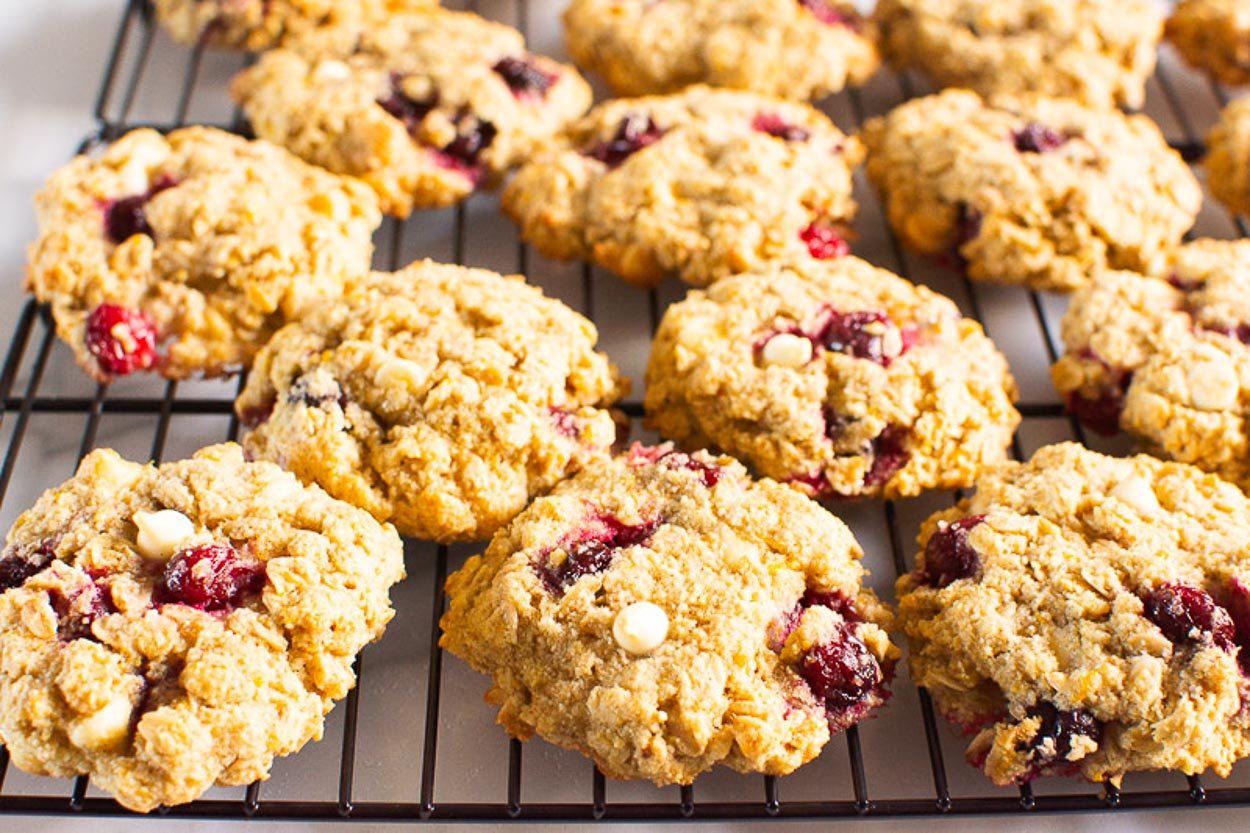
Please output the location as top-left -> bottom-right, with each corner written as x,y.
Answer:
2,0 -> 1250,822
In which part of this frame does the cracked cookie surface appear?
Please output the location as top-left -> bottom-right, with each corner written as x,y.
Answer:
235,260 -> 626,544
231,9 -> 592,217
1205,98 -> 1250,218
26,127 -> 381,382
644,256 -> 1019,500
1052,239 -> 1250,490
0,443 -> 404,812
897,443 -> 1250,786
502,85 -> 861,288
862,90 -> 1200,293
1167,0 -> 1250,87
873,0 -> 1163,109
562,0 -> 878,100
440,443 -> 898,785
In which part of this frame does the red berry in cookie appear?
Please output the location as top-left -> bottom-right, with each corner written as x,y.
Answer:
1023,703 -> 1103,776
50,581 -> 114,642
800,223 -> 850,260
1143,582 -> 1235,651
800,627 -> 884,711
752,113 -> 811,142
816,308 -> 903,364
797,0 -> 858,28
584,113 -> 665,167
1012,123 -> 1068,154
84,303 -> 159,377
536,514 -> 661,594
0,539 -> 57,591
103,175 -> 176,245
921,515 -> 986,587
377,73 -> 437,135
863,425 -> 910,488
492,56 -> 558,98
155,543 -> 266,612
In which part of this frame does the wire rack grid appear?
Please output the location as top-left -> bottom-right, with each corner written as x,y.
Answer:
1,0 -> 1249,822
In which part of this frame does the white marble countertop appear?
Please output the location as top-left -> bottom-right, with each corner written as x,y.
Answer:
3,1 -> 1250,831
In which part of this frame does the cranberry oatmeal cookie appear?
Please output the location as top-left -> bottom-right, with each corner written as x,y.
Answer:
1167,0 -> 1250,87
236,260 -> 626,543
440,443 -> 898,784
562,0 -> 878,100
1205,98 -> 1250,218
26,127 -> 381,382
645,257 -> 1019,500
872,0 -> 1163,109
153,0 -> 436,53
0,443 -> 404,811
862,90 -> 1201,293
503,86 -> 861,288
1052,239 -> 1250,490
897,443 -> 1250,785
231,9 -> 592,217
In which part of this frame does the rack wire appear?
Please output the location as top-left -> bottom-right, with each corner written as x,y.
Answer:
2,0 -> 1250,821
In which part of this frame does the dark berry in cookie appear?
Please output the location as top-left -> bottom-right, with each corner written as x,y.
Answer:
440,114 -> 498,169
800,223 -> 850,260
492,56 -> 558,99
549,408 -> 582,438
537,514 -> 660,594
103,175 -> 176,245
864,425 -> 909,488
378,73 -> 437,136
797,0 -> 858,28
51,581 -> 114,641
1143,582 -> 1235,651
85,303 -> 159,377
816,309 -> 898,364
752,113 -> 811,142
921,515 -> 986,588
1024,703 -> 1103,773
0,539 -> 57,591
1065,349 -> 1130,436
1012,123 -> 1068,154
800,626 -> 882,711
155,543 -> 266,612
800,588 -> 860,621
584,114 -> 665,168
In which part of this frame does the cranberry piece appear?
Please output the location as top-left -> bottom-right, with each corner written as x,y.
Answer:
286,376 -> 347,410
1065,349 -> 1131,436
752,113 -> 810,142
103,175 -> 177,245
51,582 -> 114,642
85,303 -> 159,377
786,469 -> 830,495
1143,582 -> 1235,651
800,223 -> 850,260
863,425 -> 909,488
657,449 -> 722,487
1224,579 -> 1250,671
0,539 -> 57,591
239,400 -> 275,430
1167,273 -> 1204,292
1201,322 -> 1250,346
549,408 -> 581,438
378,73 -> 437,135
537,514 -> 660,594
584,114 -> 665,168
946,204 -> 983,268
797,0 -> 859,27
816,309 -> 899,364
1012,123 -> 1068,154
154,543 -> 265,612
800,588 -> 859,621
492,56 -> 557,99
800,626 -> 881,710
920,515 -> 985,587
1024,702 -> 1102,768
441,116 -> 498,167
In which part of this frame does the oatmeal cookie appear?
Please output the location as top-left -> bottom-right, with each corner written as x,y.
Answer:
502,85 -> 861,288
1167,0 -> 1250,87
26,127 -> 381,382
152,0 -> 436,53
1205,98 -> 1250,217
897,443 -> 1250,785
873,0 -> 1163,109
644,257 -> 1019,500
1052,239 -> 1250,490
0,443 -> 404,812
235,260 -> 626,543
231,9 -> 592,217
862,90 -> 1201,293
562,0 -> 878,100
440,443 -> 898,785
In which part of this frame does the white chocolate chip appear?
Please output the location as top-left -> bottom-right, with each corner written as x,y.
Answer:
110,322 -> 138,353
133,509 -> 196,561
879,326 -> 903,360
613,602 -> 668,655
1111,475 -> 1161,517
68,695 -> 133,751
312,59 -> 352,82
117,161 -> 150,196
1188,360 -> 1239,411
760,333 -> 813,368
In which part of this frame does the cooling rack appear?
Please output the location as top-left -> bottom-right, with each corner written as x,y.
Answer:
2,0 -> 1250,822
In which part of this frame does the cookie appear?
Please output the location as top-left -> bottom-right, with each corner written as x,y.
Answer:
562,0 -> 878,100
897,442 -> 1250,785
152,0 -> 436,53
644,257 -> 1019,500
1166,0 -> 1250,87
0,443 -> 404,812
1205,98 -> 1250,218
502,85 -> 862,288
862,90 -> 1201,293
440,443 -> 898,785
873,0 -> 1163,109
235,260 -> 626,544
231,9 -> 592,217
1052,239 -> 1250,490
26,127 -> 381,382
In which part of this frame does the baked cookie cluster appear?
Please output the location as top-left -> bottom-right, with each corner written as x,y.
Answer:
1167,0 -> 1250,87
